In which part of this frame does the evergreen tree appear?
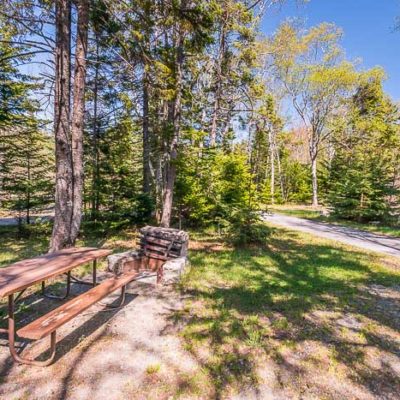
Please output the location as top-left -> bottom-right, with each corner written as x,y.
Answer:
328,71 -> 400,223
0,125 -> 54,225
0,18 -> 53,224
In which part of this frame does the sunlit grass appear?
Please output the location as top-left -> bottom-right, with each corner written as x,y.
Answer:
1,222 -> 400,397
179,227 -> 400,398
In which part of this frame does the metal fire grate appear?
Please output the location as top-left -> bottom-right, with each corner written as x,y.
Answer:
108,226 -> 189,284
139,226 -> 189,261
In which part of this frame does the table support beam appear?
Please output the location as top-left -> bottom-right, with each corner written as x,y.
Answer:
8,293 -> 57,366
41,271 -> 71,300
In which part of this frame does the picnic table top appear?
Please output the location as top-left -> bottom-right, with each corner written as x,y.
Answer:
0,247 -> 112,297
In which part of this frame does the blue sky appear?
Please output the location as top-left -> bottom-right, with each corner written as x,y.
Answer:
261,0 -> 400,101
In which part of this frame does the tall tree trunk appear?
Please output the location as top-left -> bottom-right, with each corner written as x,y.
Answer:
269,128 -> 275,204
160,31 -> 184,228
50,0 -> 88,251
311,155 -> 318,206
50,0 -> 72,252
210,22 -> 226,147
91,34 -> 100,219
26,155 -> 31,225
309,129 -> 319,207
276,148 -> 285,201
70,0 -> 89,242
142,66 -> 151,194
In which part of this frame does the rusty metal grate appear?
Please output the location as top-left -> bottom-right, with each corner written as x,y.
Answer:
139,226 -> 189,261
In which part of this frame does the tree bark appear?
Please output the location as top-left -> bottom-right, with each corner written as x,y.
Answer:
311,155 -> 318,206
160,30 -> 184,228
142,66 -> 151,194
50,0 -> 73,252
26,154 -> 31,224
50,0 -> 89,251
268,128 -> 275,204
309,128 -> 319,207
70,0 -> 89,242
209,21 -> 226,147
91,34 -> 100,219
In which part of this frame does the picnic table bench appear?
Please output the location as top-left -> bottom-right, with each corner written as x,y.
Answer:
0,247 -> 141,366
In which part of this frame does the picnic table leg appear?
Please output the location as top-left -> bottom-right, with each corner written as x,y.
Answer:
93,259 -> 97,286
8,293 -> 57,366
69,258 -> 97,287
100,285 -> 127,309
41,271 -> 71,300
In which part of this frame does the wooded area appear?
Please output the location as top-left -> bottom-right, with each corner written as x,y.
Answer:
1,0 -> 399,250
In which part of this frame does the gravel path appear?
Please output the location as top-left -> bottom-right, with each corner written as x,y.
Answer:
263,213 -> 400,258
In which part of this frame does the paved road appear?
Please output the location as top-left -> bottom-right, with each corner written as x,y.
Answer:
0,215 -> 53,226
263,213 -> 400,258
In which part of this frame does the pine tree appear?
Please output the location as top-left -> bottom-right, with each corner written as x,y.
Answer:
328,71 -> 400,223
0,19 -> 53,224
0,125 -> 54,225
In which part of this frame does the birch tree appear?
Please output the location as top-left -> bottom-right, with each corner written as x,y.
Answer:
265,22 -> 358,206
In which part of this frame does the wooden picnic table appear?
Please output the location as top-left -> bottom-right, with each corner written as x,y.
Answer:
0,247 -> 111,297
0,247 -> 112,366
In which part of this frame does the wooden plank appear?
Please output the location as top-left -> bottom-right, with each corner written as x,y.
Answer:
17,272 -> 138,340
0,247 -> 112,297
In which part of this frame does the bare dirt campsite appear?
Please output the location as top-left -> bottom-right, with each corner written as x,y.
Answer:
1,0 -> 400,399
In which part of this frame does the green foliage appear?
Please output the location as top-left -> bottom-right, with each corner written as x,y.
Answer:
280,160 -> 312,204
215,150 -> 254,210
328,75 -> 400,223
176,144 -> 258,227
84,118 -> 143,222
0,21 -> 53,223
0,125 -> 54,221
133,193 -> 154,224
224,207 -> 272,247
0,24 -> 38,127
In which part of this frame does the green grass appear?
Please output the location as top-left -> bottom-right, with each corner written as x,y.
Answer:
145,363 -> 161,375
179,228 -> 400,398
270,205 -> 400,237
1,222 -> 400,398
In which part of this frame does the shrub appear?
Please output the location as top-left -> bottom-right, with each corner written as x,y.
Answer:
224,207 -> 272,247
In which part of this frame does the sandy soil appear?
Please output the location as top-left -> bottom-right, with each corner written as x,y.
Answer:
0,278 -> 200,400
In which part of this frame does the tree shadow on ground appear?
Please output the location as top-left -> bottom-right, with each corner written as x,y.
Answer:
0,282 -> 138,399
175,230 -> 400,399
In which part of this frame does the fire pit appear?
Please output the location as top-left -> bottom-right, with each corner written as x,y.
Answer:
107,226 -> 189,284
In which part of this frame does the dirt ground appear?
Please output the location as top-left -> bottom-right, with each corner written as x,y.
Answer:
0,277 -> 201,400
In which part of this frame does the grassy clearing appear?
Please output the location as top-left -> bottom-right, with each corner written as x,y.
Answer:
1,223 -> 400,398
270,204 -> 400,237
179,228 -> 400,399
